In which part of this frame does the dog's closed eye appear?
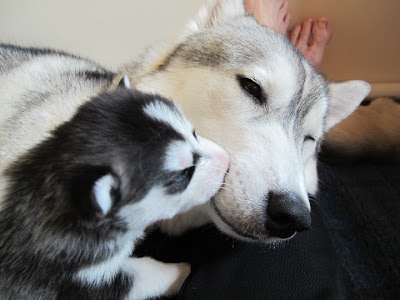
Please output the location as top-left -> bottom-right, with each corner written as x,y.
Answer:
305,135 -> 316,142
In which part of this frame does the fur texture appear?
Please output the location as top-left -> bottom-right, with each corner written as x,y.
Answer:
116,0 -> 371,242
0,44 -> 229,299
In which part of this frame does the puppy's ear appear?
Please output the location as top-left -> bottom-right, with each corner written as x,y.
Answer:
325,80 -> 371,131
118,75 -> 131,89
70,166 -> 119,218
92,174 -> 117,216
182,0 -> 245,37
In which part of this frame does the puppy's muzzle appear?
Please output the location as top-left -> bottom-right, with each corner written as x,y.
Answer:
266,192 -> 311,239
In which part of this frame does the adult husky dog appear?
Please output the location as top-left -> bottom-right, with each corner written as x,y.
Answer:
116,0 -> 371,242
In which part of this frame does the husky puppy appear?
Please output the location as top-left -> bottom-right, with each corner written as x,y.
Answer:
0,44 -> 229,300
116,0 -> 371,242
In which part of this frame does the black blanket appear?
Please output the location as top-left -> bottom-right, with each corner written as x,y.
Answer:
317,161 -> 400,299
136,161 -> 400,299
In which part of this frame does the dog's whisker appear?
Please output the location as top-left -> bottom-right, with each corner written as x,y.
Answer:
218,197 -> 230,209
216,194 -> 237,202
207,181 -> 235,189
207,182 -> 232,187
208,165 -> 229,172
220,182 -> 235,187
217,186 -> 234,193
208,166 -> 231,176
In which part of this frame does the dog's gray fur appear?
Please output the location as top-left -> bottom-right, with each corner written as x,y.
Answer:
0,44 -> 229,299
116,0 -> 371,242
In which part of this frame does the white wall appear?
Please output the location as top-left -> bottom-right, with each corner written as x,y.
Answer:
1,0 -> 399,95
0,0 -> 203,70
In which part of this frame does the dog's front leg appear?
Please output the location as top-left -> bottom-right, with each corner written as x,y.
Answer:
123,257 -> 190,300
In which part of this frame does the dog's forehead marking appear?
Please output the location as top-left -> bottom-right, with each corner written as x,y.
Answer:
170,17 -> 294,69
175,20 -> 308,112
289,62 -> 328,129
143,99 -> 193,138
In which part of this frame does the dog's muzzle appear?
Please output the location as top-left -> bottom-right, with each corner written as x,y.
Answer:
266,192 -> 311,239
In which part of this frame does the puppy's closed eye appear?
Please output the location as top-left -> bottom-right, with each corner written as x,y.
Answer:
163,165 -> 196,194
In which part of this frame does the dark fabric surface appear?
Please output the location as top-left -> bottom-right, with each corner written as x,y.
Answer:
136,204 -> 345,300
134,161 -> 400,299
178,202 -> 346,300
317,161 -> 400,299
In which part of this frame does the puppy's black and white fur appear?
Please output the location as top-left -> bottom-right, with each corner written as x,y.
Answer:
0,45 -> 229,300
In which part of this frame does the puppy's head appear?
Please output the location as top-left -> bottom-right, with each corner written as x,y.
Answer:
17,86 -> 229,231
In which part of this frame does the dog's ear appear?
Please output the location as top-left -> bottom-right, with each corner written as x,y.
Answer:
182,0 -> 245,37
70,166 -> 119,218
118,75 -> 131,89
325,80 -> 371,131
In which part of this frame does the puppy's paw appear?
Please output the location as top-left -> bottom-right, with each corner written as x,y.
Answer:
124,257 -> 191,300
164,262 -> 191,296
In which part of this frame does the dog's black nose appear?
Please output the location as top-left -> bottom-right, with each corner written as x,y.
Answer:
266,192 -> 311,239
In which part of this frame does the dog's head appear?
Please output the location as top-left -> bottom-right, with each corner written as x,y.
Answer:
123,0 -> 370,242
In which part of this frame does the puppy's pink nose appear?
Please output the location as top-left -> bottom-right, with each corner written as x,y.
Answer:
214,147 -> 230,176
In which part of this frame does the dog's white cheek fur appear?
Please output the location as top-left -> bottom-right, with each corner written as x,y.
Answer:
302,101 -> 329,195
136,67 -> 235,134
213,123 -> 311,226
